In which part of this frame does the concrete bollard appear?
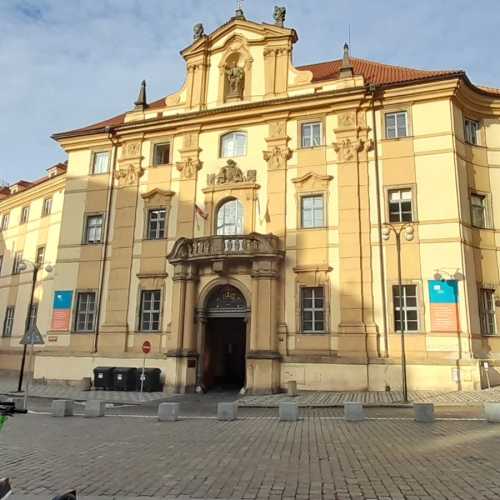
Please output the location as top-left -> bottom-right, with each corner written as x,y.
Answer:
217,402 -> 238,421
484,402 -> 500,423
84,400 -> 106,418
158,402 -> 179,421
344,402 -> 365,422
279,401 -> 299,421
414,403 -> 434,423
51,399 -> 73,417
287,380 -> 298,397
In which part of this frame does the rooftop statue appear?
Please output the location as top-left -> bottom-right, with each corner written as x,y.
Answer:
273,6 -> 286,27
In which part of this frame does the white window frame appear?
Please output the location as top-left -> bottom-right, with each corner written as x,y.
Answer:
480,288 -> 497,336
153,143 -> 171,166
301,195 -> 325,229
35,246 -> 45,266
393,284 -> 419,332
84,214 -> 104,244
147,208 -> 166,240
301,286 -> 326,333
74,292 -> 97,332
220,132 -> 247,158
471,193 -> 487,228
464,118 -> 480,146
20,206 -> 30,225
301,122 -> 322,148
216,199 -> 244,236
1,213 -> 9,230
2,306 -> 15,337
42,198 -> 52,217
139,290 -> 161,332
388,188 -> 413,223
385,111 -> 408,139
91,151 -> 110,175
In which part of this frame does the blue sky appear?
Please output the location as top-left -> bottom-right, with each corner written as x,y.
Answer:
1,0 -> 499,183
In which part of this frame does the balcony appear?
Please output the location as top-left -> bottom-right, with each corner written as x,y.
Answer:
167,233 -> 283,264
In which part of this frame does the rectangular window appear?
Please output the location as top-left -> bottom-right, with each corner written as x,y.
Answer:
35,246 -> 45,266
385,111 -> 408,139
153,143 -> 171,166
20,206 -> 30,225
92,151 -> 110,174
464,118 -> 480,145
85,215 -> 103,244
480,288 -> 497,335
301,287 -> 325,333
12,251 -> 23,274
1,214 -> 9,231
0,255 -> 3,274
388,188 -> 413,223
2,306 -> 15,337
471,193 -> 487,228
301,122 -> 322,148
42,198 -> 52,217
75,292 -> 97,332
26,303 -> 38,331
147,209 -> 166,240
301,195 -> 325,228
140,290 -> 161,331
393,284 -> 419,332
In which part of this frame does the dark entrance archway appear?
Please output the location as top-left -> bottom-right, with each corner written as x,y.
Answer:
202,284 -> 248,391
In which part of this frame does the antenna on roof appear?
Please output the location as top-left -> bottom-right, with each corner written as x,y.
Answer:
348,24 -> 351,48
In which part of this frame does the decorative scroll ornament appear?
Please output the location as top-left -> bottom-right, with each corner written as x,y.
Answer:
263,145 -> 293,170
176,157 -> 202,180
332,138 -> 364,162
114,164 -> 144,186
207,159 -> 256,185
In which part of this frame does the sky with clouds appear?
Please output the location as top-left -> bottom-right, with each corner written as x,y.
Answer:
1,0 -> 499,184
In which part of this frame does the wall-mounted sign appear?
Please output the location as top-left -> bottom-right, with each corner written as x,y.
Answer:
51,290 -> 73,331
428,280 -> 459,332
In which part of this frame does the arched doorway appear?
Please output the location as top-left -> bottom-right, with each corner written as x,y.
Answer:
203,284 -> 248,391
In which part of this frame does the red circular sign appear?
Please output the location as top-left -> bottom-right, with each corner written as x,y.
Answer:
142,341 -> 152,354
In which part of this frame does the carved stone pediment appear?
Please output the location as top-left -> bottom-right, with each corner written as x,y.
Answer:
263,145 -> 293,170
141,188 -> 175,206
206,159 -> 256,186
292,172 -> 333,192
114,164 -> 144,186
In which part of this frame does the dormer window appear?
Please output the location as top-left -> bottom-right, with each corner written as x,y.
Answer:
220,132 -> 247,158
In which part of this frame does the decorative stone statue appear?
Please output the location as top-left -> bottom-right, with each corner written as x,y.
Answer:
216,159 -> 244,184
225,63 -> 245,98
273,6 -> 286,27
193,23 -> 204,41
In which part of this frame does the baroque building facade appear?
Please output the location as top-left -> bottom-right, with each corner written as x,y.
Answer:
2,9 -> 500,393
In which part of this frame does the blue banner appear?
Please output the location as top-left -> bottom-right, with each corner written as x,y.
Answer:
53,290 -> 73,310
428,280 -> 458,304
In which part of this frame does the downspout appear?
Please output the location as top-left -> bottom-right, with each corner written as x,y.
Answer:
369,84 -> 389,358
93,126 -> 118,353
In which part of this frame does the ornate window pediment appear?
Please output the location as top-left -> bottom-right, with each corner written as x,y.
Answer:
141,188 -> 175,207
292,172 -> 333,192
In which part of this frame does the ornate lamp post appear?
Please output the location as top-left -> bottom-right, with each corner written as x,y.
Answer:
16,260 -> 53,392
381,223 -> 414,403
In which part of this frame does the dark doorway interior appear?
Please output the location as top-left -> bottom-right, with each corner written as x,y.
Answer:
204,317 -> 246,390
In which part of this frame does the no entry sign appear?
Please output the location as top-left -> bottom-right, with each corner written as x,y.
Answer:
142,341 -> 152,354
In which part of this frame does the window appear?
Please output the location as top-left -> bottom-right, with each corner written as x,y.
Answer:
147,209 -> 166,240
12,251 -> 23,275
2,306 -> 15,337
85,215 -> 103,244
480,289 -> 497,335
301,287 -> 325,333
35,246 -> 45,266
464,118 -> 480,145
393,284 -> 419,332
1,214 -> 9,231
42,198 -> 52,217
385,111 -> 408,139
221,132 -> 247,157
388,188 -> 413,223
139,290 -> 161,331
216,199 -> 244,235
471,193 -> 487,228
20,206 -> 29,225
301,195 -> 325,228
153,143 -> 171,165
301,122 -> 322,148
26,303 -> 38,331
0,255 -> 3,274
75,292 -> 97,332
92,151 -> 109,174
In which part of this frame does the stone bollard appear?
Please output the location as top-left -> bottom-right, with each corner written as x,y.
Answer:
279,401 -> 299,421
158,402 -> 179,422
51,399 -> 73,417
484,402 -> 500,423
414,403 -> 434,423
287,380 -> 298,397
344,402 -> 365,422
217,402 -> 238,421
84,400 -> 106,418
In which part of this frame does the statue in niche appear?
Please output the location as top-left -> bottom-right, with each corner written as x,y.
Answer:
273,6 -> 286,27
225,62 -> 245,99
193,23 -> 204,41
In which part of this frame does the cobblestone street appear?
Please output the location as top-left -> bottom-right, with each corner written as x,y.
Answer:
2,411 -> 500,499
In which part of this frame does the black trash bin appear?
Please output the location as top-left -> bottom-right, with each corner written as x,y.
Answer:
136,368 -> 162,392
113,367 -> 138,391
93,367 -> 115,390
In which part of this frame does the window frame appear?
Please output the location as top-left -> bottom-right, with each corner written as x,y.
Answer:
90,150 -> 110,175
470,192 -> 489,229
146,208 -> 167,240
300,286 -> 327,334
384,110 -> 409,139
2,306 -> 15,338
152,142 -> 171,166
1,213 -> 9,231
0,255 -> 3,275
300,194 -> 326,229
25,302 -> 38,332
388,187 -> 414,223
20,206 -> 30,225
74,291 -> 97,333
480,288 -> 497,336
300,121 -> 323,149
464,118 -> 481,146
392,284 -> 420,333
139,289 -> 162,332
41,198 -> 52,217
84,214 -> 104,245
12,251 -> 23,275
220,132 -> 248,158
35,246 -> 46,267
215,198 -> 244,236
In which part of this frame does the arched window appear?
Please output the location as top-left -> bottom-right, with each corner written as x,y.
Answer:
216,198 -> 244,235
220,132 -> 247,158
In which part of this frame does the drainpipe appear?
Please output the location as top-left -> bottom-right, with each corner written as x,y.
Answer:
369,84 -> 389,358
93,126 -> 118,353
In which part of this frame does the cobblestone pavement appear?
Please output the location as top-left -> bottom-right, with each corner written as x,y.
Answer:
3,411 -> 500,499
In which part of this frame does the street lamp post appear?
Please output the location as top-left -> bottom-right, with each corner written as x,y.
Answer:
382,223 -> 414,403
